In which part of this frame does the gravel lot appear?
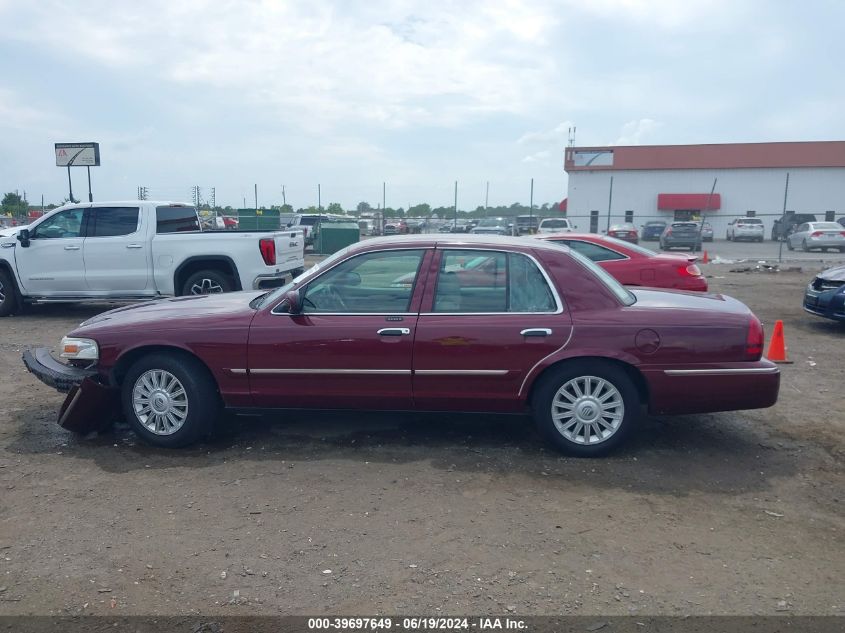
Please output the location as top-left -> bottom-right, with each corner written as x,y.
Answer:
0,260 -> 842,617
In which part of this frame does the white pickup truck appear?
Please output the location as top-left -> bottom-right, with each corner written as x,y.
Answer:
0,201 -> 305,316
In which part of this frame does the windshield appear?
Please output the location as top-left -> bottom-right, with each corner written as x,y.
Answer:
602,236 -> 657,257
253,245 -> 355,309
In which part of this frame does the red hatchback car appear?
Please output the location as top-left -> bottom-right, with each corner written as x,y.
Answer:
23,235 -> 778,456
537,233 -> 707,292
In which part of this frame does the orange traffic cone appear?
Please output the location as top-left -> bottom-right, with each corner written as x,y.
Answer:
702,250 -> 710,264
766,319 -> 792,363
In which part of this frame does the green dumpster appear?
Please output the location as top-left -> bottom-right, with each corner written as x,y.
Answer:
237,208 -> 281,231
315,222 -> 360,254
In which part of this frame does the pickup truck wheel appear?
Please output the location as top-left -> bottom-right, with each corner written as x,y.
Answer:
0,269 -> 20,317
181,270 -> 233,296
532,361 -> 639,457
121,353 -> 220,448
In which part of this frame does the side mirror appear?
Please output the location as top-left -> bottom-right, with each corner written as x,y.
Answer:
280,289 -> 301,314
17,229 -> 30,247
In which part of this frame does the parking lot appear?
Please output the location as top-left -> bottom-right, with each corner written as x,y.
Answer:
0,260 -> 843,617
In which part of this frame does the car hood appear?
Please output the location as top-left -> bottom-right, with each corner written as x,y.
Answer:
819,264 -> 845,283
74,291 -> 263,333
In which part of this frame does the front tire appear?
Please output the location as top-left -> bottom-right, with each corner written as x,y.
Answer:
121,353 -> 220,448
0,269 -> 20,317
532,361 -> 640,457
181,269 -> 234,296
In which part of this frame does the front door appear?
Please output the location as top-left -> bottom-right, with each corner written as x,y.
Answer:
84,206 -> 151,292
247,248 -> 431,409
14,207 -> 89,295
412,248 -> 573,412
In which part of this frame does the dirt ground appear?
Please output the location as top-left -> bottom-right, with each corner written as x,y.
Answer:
0,262 -> 843,617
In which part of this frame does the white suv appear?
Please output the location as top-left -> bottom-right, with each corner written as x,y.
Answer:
726,218 -> 764,242
537,218 -> 575,234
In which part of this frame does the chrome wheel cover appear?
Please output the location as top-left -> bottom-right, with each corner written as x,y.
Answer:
189,278 -> 224,294
551,375 -> 624,445
132,369 -> 189,435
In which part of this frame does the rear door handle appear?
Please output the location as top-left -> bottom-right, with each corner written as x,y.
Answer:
377,328 -> 411,336
520,328 -> 552,337
126,244 -> 143,249
64,245 -> 80,251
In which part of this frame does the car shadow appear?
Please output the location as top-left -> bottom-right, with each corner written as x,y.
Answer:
6,405 -> 807,497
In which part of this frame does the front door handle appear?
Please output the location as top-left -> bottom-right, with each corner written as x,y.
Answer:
126,244 -> 143,249
520,328 -> 552,337
64,245 -> 80,251
377,328 -> 411,336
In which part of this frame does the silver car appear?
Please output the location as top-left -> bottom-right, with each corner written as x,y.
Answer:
787,221 -> 845,253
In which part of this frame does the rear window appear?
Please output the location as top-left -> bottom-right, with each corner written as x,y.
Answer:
567,249 -> 635,306
539,219 -> 569,228
738,218 -> 762,224
297,216 -> 324,226
156,206 -> 200,233
812,222 -> 842,230
672,222 -> 699,229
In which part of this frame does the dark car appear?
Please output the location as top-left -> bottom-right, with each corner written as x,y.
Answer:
803,264 -> 845,322
660,222 -> 703,251
641,221 -> 667,241
23,235 -> 779,457
772,213 -> 817,241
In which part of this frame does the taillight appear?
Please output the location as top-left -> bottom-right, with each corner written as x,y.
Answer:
259,238 -> 276,266
665,229 -> 672,236
746,316 -> 764,361
810,231 -> 823,237
678,263 -> 702,277
840,231 -> 845,237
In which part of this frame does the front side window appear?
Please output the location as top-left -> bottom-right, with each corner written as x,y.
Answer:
91,207 -> 140,237
432,250 -> 556,313
31,209 -> 84,239
302,249 -> 425,313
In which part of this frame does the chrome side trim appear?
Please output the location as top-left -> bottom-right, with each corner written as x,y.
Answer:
415,369 -> 509,376
272,312 -> 418,317
229,368 -> 247,375
518,326 -> 575,397
663,367 -> 780,376
251,368 -> 412,375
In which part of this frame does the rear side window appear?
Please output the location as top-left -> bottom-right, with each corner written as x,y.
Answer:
157,206 -> 200,233
90,207 -> 140,237
433,250 -> 556,313
562,240 -> 626,262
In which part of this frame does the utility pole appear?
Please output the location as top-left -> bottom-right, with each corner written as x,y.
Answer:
697,178 -> 717,253
778,173 -> 790,263
606,176 -> 614,233
529,178 -> 534,228
485,180 -> 489,216
210,187 -> 216,208
254,184 -> 258,211
317,184 -> 321,211
383,182 -> 386,216
282,185 -> 286,207
453,180 -> 458,228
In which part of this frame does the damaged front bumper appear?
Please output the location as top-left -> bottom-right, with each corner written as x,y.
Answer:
22,347 -> 119,433
22,347 -> 97,393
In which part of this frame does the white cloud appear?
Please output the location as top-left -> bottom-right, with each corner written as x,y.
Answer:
614,118 -> 662,145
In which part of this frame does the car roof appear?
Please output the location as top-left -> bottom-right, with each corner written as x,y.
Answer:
351,233 -> 571,254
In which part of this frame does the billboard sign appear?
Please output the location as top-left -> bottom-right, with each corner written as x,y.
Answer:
572,150 -> 614,167
55,142 -> 100,167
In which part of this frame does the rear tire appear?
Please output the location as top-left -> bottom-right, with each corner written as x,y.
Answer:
0,269 -> 20,317
532,361 -> 640,457
121,353 -> 220,448
181,269 -> 234,296
787,240 -> 794,251
802,240 -> 810,252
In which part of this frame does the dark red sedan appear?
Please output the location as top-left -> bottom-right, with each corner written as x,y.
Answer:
537,233 -> 708,292
23,235 -> 778,456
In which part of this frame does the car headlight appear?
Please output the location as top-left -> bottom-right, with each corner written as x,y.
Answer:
60,337 -> 99,360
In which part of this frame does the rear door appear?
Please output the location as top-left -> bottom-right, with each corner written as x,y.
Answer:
412,248 -> 572,412
84,206 -> 151,292
13,207 -> 90,295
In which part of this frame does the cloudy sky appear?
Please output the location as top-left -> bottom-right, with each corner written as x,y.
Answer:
1,0 -> 842,210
